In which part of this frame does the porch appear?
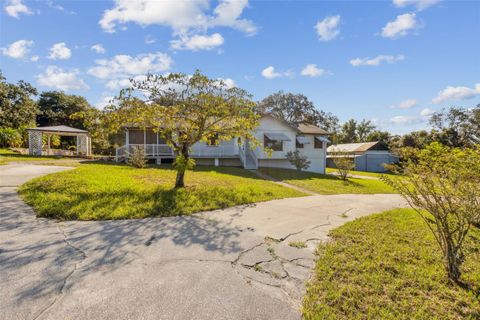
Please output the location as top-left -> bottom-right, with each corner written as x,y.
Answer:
115,128 -> 242,163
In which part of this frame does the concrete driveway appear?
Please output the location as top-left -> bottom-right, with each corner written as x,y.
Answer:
0,164 -> 408,320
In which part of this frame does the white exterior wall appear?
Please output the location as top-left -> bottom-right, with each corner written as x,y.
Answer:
295,135 -> 326,174
253,116 -> 297,159
253,116 -> 326,174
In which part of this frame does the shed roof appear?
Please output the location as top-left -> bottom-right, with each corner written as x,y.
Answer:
26,125 -> 89,134
327,141 -> 387,153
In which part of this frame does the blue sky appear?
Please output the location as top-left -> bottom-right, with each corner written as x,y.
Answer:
1,0 -> 479,134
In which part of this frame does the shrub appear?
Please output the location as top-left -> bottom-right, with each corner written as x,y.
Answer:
330,152 -> 355,180
128,146 -> 147,168
382,143 -> 480,283
0,127 -> 23,148
286,150 -> 310,171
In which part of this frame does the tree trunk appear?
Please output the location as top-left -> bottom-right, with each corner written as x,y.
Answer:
174,146 -> 190,189
175,169 -> 185,188
445,242 -> 461,282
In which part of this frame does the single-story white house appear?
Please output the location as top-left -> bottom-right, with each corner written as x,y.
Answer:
326,141 -> 398,173
116,114 -> 330,173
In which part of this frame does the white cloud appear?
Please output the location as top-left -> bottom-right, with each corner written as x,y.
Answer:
217,78 -> 236,89
350,54 -> 405,67
30,55 -> 39,62
145,35 -> 156,44
381,13 -> 419,39
48,42 -> 72,60
91,44 -> 105,54
315,15 -> 341,41
95,96 -> 115,109
390,98 -> 417,109
4,0 -> 32,18
212,0 -> 257,35
99,0 -> 256,36
88,52 -> 173,80
170,33 -> 224,51
46,0 -> 76,15
36,66 -> 89,91
300,64 -> 326,77
390,107 -> 435,125
1,39 -> 33,59
261,66 -> 282,79
390,115 -> 422,125
432,83 -> 480,104
393,0 -> 441,11
105,78 -> 132,90
420,107 -> 434,116
105,75 -> 147,90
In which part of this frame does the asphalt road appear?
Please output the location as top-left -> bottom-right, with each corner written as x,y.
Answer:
0,164 -> 408,320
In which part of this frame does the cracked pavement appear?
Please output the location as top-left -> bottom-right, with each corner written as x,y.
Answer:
0,164 -> 408,319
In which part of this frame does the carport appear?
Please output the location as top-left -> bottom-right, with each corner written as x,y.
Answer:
26,125 -> 92,156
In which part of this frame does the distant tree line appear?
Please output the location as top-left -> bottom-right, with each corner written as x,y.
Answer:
1,71 -> 478,155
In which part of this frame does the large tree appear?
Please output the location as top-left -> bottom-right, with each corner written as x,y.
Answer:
429,105 -> 479,147
37,91 -> 93,128
257,91 -> 339,132
107,71 -> 259,188
336,119 -> 379,144
0,71 -> 38,128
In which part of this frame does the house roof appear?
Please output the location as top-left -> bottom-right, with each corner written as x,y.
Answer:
260,114 -> 329,135
26,125 -> 89,134
327,141 -> 387,153
296,123 -> 329,135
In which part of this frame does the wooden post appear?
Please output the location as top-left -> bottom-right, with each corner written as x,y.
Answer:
143,128 -> 146,156
47,134 -> 51,155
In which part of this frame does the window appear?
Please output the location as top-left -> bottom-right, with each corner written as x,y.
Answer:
296,136 -> 310,148
145,130 -> 157,144
314,137 -> 323,149
207,133 -> 219,146
128,129 -> 144,144
264,135 -> 283,151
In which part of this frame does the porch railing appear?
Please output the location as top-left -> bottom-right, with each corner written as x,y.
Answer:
190,144 -> 236,157
116,143 -> 238,161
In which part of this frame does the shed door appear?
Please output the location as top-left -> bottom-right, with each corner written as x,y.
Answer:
365,154 -> 389,172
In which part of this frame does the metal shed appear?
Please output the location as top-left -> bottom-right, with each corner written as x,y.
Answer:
26,125 -> 92,156
326,141 -> 398,173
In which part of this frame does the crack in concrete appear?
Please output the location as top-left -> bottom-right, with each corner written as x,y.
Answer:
266,222 -> 332,245
232,242 -> 264,265
31,224 -> 87,320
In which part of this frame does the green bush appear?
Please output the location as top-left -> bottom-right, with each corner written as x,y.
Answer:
0,128 -> 23,148
128,146 -> 147,168
286,150 -> 311,171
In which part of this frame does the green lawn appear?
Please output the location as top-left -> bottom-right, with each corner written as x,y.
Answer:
0,148 -> 69,165
260,167 -> 396,194
303,209 -> 480,320
326,167 -> 396,178
19,163 -> 306,220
